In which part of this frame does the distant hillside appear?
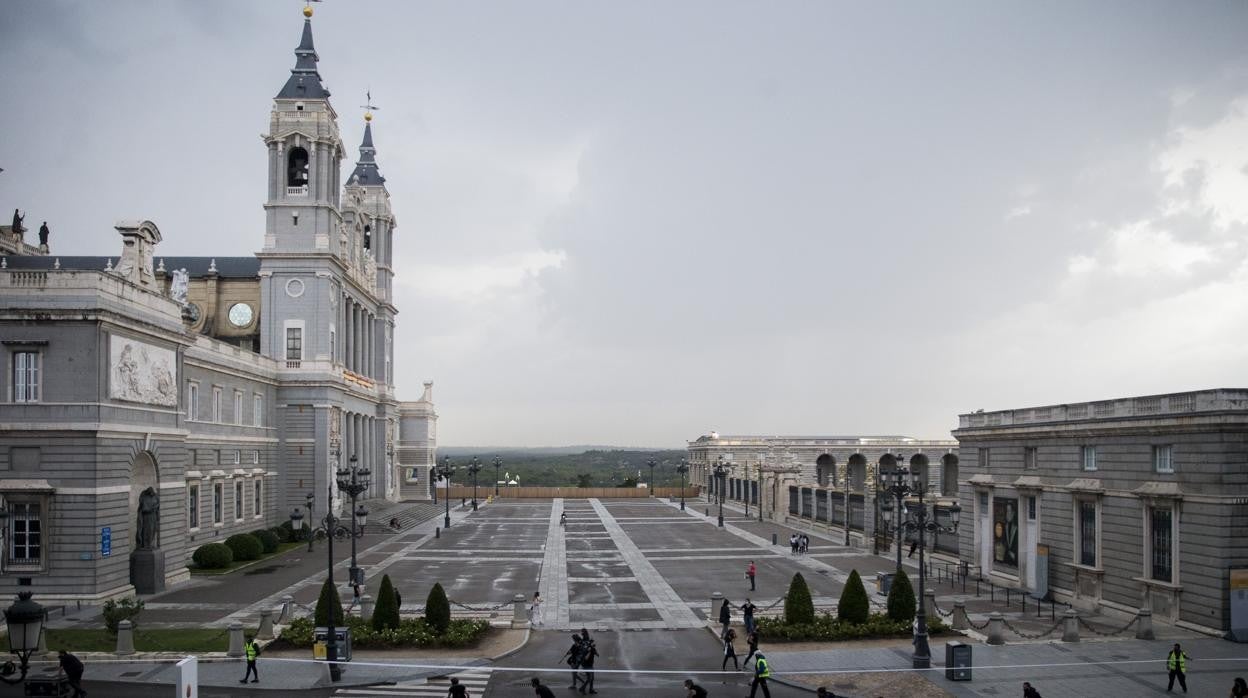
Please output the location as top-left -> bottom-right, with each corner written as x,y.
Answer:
433,447 -> 690,487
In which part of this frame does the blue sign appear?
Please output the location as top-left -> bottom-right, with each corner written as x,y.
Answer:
101,527 -> 111,557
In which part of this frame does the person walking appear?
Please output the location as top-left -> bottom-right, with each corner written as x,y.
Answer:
447,676 -> 470,697
1231,677 -> 1248,697
789,533 -> 798,554
531,677 -> 556,698
740,598 -> 757,636
800,534 -> 809,554
560,512 -> 567,527
240,636 -> 260,683
57,650 -> 86,698
722,627 -> 739,671
742,630 -> 760,667
746,560 -> 757,591
1023,681 -> 1042,697
578,635 -> 599,694
1167,642 -> 1190,693
529,591 -> 543,627
684,678 -> 709,698
748,651 -> 772,698
562,633 -> 585,690
718,598 -> 732,638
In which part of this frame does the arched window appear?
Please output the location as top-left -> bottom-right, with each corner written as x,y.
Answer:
287,147 -> 309,188
815,454 -> 835,487
910,454 -> 930,493
941,454 -> 960,496
848,454 -> 867,492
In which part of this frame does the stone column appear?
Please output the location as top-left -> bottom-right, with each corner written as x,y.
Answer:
361,594 -> 374,622
1135,608 -> 1154,641
986,612 -> 1005,645
710,591 -> 723,626
345,299 -> 354,371
1062,609 -> 1080,643
115,620 -> 135,655
258,610 -> 275,640
923,588 -> 936,620
227,622 -> 245,657
512,594 -> 529,628
952,601 -> 968,631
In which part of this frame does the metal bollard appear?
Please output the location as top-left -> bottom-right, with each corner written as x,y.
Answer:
986,612 -> 1005,645
227,622 -> 245,657
710,591 -> 723,625
772,533 -> 777,545
512,594 -> 528,628
436,527 -> 440,538
115,620 -> 136,656
360,594 -> 374,622
952,601 -> 969,631
1061,609 -> 1080,643
257,610 -> 275,640
1135,608 -> 1155,641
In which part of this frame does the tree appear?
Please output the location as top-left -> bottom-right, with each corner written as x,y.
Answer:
620,477 -> 638,488
314,577 -> 344,627
783,572 -> 815,625
425,582 -> 451,634
372,574 -> 401,631
886,568 -> 917,623
575,473 -> 594,488
837,569 -> 870,624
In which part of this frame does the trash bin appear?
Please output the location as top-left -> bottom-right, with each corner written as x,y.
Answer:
945,641 -> 972,681
876,572 -> 895,597
24,675 -> 69,697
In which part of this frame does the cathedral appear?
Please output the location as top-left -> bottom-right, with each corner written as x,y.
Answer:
0,7 -> 437,602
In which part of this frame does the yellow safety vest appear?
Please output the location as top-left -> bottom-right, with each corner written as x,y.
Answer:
246,643 -> 258,661
1167,651 -> 1185,672
756,658 -> 771,678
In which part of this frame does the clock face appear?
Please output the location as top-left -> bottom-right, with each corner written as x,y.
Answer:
228,303 -> 254,328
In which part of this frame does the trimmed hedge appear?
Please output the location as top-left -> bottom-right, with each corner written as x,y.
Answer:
425,582 -> 450,634
191,543 -> 234,569
253,529 -> 280,554
756,612 -> 947,642
281,616 -> 488,649
268,526 -> 291,543
225,533 -> 263,562
372,574 -> 401,631
887,568 -> 916,624
837,569 -> 870,624
784,573 -> 815,626
315,577 -> 345,628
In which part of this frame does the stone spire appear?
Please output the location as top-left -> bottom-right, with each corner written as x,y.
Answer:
348,117 -> 385,186
276,10 -> 330,100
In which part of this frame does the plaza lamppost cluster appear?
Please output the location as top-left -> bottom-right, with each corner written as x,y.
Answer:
0,591 -> 46,687
335,455 -> 371,586
493,456 -> 503,497
713,456 -> 728,527
437,456 -> 455,528
467,457 -> 483,511
879,466 -> 961,670
675,458 -> 690,510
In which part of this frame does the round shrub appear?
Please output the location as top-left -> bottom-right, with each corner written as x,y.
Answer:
886,568 -> 916,624
192,543 -> 234,569
224,533 -> 263,562
253,529 -> 280,554
425,582 -> 450,634
269,526 -> 291,543
837,569 -> 870,624
784,572 -> 815,626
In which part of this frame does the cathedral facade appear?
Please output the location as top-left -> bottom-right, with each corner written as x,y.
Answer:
0,10 -> 436,602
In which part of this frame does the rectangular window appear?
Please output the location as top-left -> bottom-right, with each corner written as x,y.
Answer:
234,480 -> 244,520
187,383 -> 199,420
1079,500 -> 1097,567
12,351 -> 40,403
1081,446 -> 1097,471
1153,445 -> 1173,474
212,388 -> 222,422
213,483 -> 223,524
285,327 -> 303,361
251,450 -> 260,465
1150,507 -> 1173,582
232,450 -> 241,465
329,327 -> 336,364
1024,447 -> 1037,470
253,395 -> 263,427
7,502 -> 41,566
233,392 -> 243,425
1027,495 -> 1037,521
188,483 -> 200,529
253,479 -> 263,517
978,448 -> 990,469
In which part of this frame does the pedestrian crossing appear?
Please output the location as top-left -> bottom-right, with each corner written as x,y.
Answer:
333,669 -> 492,696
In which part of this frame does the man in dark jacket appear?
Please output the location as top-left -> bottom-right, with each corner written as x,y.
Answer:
531,677 -> 556,698
58,650 -> 86,698
561,634 -> 585,690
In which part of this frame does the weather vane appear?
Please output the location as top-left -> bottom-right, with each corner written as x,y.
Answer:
360,90 -> 380,122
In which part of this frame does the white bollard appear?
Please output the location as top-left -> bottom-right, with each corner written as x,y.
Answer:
257,610 -> 275,640
227,622 -> 245,657
115,620 -> 136,655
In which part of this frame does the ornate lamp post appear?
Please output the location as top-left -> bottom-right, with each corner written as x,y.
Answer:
646,458 -> 657,493
742,461 -> 750,518
713,456 -> 728,527
335,455 -> 371,586
879,469 -> 961,670
289,485 -> 361,683
0,591 -> 46,686
436,456 -> 455,528
467,457 -> 483,511
493,456 -> 502,497
675,458 -> 689,510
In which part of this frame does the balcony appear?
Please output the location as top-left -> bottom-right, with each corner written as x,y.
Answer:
286,185 -> 308,197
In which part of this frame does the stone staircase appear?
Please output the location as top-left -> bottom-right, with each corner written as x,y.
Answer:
359,500 -> 443,534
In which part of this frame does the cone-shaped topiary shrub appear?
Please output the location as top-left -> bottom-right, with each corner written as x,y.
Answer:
837,569 -> 870,624
425,582 -> 451,634
784,572 -> 816,625
886,568 -> 916,623
372,574 -> 401,631
314,577 -> 345,627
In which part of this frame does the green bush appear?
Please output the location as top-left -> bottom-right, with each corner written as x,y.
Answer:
268,526 -> 291,543
425,582 -> 450,634
224,533 -> 263,562
280,519 -> 309,542
281,616 -> 489,649
102,597 -> 145,635
886,568 -> 916,624
784,572 -> 815,626
314,577 -> 345,627
755,612 -> 946,642
253,529 -> 280,554
372,574 -> 401,632
837,569 -> 870,624
191,543 -> 234,569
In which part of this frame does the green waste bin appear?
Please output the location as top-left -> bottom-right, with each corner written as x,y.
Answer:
945,641 -> 972,681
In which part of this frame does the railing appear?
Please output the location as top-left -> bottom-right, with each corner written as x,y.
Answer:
5,271 -> 48,286
286,185 -> 308,196
285,360 -> 301,369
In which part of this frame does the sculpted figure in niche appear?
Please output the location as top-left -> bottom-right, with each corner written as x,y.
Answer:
136,487 -> 160,549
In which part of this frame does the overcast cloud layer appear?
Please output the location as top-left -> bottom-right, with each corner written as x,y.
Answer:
3,1 -> 1247,446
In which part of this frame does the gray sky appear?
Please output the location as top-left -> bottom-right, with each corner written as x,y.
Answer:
3,1 -> 1247,447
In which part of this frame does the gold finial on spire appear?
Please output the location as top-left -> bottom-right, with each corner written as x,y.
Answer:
361,90 -> 380,122
303,0 -> 320,18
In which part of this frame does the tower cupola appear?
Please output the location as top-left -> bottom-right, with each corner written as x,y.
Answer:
276,14 -> 330,100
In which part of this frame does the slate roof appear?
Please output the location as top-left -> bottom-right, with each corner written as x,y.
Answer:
348,122 -> 385,186
3,256 -> 260,279
276,19 -> 330,100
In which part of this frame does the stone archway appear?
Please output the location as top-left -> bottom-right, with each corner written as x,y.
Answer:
910,454 -> 930,493
847,454 -> 867,492
941,454 -> 960,496
815,453 -> 835,488
129,450 -> 165,593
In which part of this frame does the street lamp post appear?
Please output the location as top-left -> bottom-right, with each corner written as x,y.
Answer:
0,591 -> 46,687
335,455 -> 371,586
675,458 -> 689,510
493,456 -> 502,497
436,456 -> 455,528
844,462 -> 852,546
713,456 -> 727,527
646,458 -> 657,494
301,493 -> 315,552
467,457 -> 483,511
742,462 -> 750,518
879,469 -> 961,669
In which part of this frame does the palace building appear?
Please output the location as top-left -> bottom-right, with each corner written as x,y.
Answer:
0,8 -> 437,602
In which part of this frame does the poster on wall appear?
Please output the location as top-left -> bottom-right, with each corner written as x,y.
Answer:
993,497 -> 1019,568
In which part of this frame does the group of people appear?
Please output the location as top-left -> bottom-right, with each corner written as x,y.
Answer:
560,628 -> 600,694
788,533 -> 810,554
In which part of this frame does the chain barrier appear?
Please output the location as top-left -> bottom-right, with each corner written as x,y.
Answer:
1001,617 -> 1064,640
449,600 -> 511,613
965,616 -> 991,630
930,599 -> 954,618
1077,615 -> 1139,637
